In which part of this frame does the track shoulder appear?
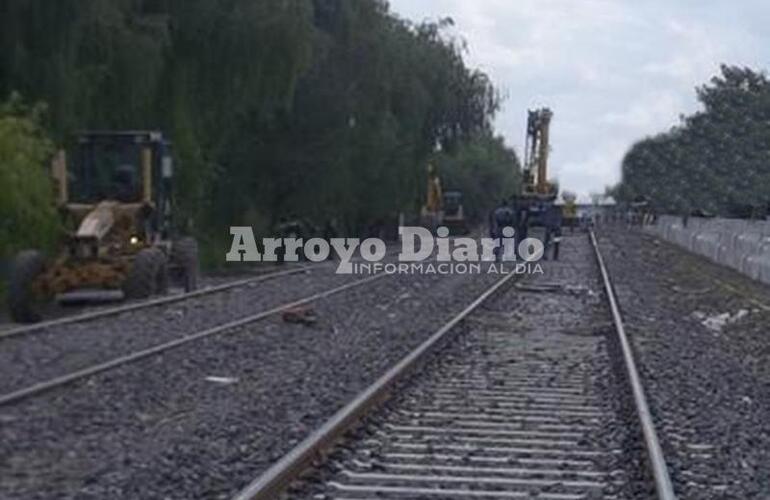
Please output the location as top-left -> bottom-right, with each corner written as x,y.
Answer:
598,228 -> 770,500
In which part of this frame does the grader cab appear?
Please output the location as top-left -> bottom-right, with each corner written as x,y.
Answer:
8,131 -> 199,323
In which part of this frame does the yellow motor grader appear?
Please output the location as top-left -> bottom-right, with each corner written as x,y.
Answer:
8,131 -> 199,323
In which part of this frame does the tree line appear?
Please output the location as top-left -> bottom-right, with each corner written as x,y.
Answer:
615,65 -> 770,218
0,0 -> 521,265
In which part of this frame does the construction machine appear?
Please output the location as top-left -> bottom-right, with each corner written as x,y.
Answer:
514,108 -> 559,227
420,162 -> 444,233
8,131 -> 199,323
509,108 -> 565,260
442,190 -> 469,235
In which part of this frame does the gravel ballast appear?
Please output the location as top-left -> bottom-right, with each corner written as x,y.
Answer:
1,258 -> 506,499
290,233 -> 650,499
598,227 -> 770,499
0,263 -> 357,395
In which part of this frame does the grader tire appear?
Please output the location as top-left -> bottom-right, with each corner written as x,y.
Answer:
8,250 -> 46,323
171,237 -> 199,292
123,248 -> 167,299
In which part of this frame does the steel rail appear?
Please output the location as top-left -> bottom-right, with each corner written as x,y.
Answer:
1,247 -> 406,339
232,270 -> 517,500
589,230 -> 677,500
0,265 -> 314,340
0,273 -> 386,407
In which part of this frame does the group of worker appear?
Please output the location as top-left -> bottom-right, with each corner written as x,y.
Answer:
489,198 -> 564,261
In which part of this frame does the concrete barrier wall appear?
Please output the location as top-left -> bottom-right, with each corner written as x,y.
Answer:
646,216 -> 770,285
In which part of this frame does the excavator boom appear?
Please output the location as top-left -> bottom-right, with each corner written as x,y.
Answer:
523,108 -> 553,196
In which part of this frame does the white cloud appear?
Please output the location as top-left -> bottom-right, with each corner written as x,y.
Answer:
600,92 -> 684,130
388,0 -> 769,196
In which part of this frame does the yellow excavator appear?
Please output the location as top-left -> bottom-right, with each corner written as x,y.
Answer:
420,162 -> 469,235
523,108 -> 557,198
514,108 -> 559,228
8,131 -> 198,323
442,190 -> 469,235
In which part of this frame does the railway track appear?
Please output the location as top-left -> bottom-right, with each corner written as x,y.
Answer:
233,232 -> 676,500
595,229 -> 760,499
4,246 -> 522,499
0,270 -> 387,406
0,248 -> 412,403
0,264 -> 315,339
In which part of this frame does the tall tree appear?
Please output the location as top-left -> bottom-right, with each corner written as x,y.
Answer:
617,65 -> 770,216
0,0 -> 519,263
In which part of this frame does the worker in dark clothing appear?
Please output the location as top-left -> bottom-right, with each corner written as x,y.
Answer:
543,205 -> 563,261
490,200 -> 515,261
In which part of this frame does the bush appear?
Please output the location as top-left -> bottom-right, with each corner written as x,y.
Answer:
0,93 -> 60,260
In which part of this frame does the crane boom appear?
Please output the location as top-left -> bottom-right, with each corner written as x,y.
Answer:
523,108 -> 553,196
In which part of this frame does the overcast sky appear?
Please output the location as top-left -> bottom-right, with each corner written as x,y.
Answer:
388,0 -> 768,197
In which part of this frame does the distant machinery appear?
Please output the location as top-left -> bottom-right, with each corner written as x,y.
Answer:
514,107 -> 564,259
420,163 -> 469,235
420,162 -> 444,232
514,108 -> 559,230
442,190 -> 469,235
523,108 -> 556,198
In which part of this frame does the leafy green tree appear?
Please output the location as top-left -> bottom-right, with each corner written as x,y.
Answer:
0,0 -> 519,264
435,133 -> 521,221
0,93 -> 59,259
617,65 -> 770,216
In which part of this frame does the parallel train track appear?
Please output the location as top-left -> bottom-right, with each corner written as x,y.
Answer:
0,264 -> 314,340
0,252 -> 404,405
0,271 -> 387,406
